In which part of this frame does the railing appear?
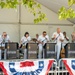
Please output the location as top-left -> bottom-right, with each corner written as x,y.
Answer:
47,59 -> 69,75
57,59 -> 69,75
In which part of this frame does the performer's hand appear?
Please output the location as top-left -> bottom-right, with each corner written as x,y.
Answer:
39,42 -> 43,44
54,34 -> 56,39
59,38 -> 62,41
64,35 -> 67,38
59,38 -> 63,42
19,44 -> 22,48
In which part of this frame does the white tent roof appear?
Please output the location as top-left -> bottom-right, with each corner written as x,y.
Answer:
36,0 -> 75,24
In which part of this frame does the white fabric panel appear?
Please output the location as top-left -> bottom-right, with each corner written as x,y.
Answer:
21,5 -> 72,24
21,5 -> 34,23
0,8 -> 19,23
20,25 -> 49,39
0,24 -> 19,42
0,1 -> 73,24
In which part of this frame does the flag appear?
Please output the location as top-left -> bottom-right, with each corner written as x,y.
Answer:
62,58 -> 75,75
0,59 -> 54,75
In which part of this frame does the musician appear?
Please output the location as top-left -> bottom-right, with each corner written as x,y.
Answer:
38,31 -> 49,59
71,32 -> 75,43
36,34 -> 39,42
63,32 -> 69,58
20,32 -> 31,59
52,28 -> 64,61
31,34 -> 39,42
0,32 -> 10,43
63,32 -> 69,46
0,32 -> 10,60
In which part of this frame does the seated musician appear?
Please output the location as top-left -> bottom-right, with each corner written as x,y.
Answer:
52,28 -> 64,61
0,32 -> 10,60
37,31 -> 49,59
19,32 -> 31,59
31,34 -> 39,43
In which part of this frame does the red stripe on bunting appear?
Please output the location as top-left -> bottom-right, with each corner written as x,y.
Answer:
62,60 -> 73,75
0,62 -> 8,75
45,60 -> 54,75
20,61 -> 34,67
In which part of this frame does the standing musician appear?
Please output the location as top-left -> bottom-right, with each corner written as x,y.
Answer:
35,34 -> 39,42
20,32 -> 31,59
63,31 -> 69,46
0,32 -> 10,60
71,32 -> 75,43
63,32 -> 69,58
37,31 -> 49,59
52,28 -> 64,61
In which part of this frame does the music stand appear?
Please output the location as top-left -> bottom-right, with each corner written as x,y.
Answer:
27,43 -> 38,59
5,42 -> 19,59
46,43 -> 56,58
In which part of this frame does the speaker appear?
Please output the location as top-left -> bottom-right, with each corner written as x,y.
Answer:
5,42 -> 19,59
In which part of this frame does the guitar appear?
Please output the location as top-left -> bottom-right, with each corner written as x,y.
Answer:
60,43 -> 65,58
60,48 -> 65,58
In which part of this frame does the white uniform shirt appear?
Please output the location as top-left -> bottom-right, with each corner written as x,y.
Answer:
21,36 -> 31,45
52,32 -> 64,43
71,33 -> 75,42
38,35 -> 49,46
0,35 -> 10,43
63,37 -> 69,44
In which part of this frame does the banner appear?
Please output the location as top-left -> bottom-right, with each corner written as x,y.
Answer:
0,59 -> 54,75
62,59 -> 75,75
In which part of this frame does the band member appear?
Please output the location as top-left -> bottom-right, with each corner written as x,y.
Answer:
52,28 -> 64,61
38,31 -> 49,59
71,32 -> 75,43
31,34 -> 39,42
0,32 -> 10,43
20,32 -> 31,59
36,34 -> 39,42
63,32 -> 69,46
62,32 -> 69,58
0,32 -> 10,60
63,32 -> 69,42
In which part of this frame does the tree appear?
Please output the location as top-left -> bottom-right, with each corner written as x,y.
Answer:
58,0 -> 75,20
0,0 -> 47,24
